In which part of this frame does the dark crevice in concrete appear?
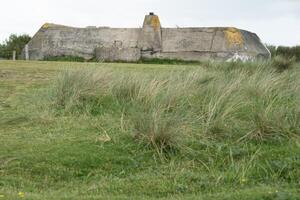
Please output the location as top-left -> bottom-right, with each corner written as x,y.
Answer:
210,30 -> 217,51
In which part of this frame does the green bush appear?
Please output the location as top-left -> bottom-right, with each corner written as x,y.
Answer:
277,46 -> 300,61
0,34 -> 31,59
266,45 -> 277,57
272,55 -> 296,72
267,45 -> 300,61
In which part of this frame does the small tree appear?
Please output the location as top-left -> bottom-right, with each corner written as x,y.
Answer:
267,45 -> 300,62
0,34 -> 31,59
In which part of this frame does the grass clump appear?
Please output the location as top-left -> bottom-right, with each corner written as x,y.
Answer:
50,68 -> 196,153
47,62 -> 300,155
50,68 -> 113,113
132,107 -> 182,154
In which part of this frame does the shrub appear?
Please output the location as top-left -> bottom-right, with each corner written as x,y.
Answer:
271,56 -> 296,72
267,45 -> 300,62
0,34 -> 31,59
277,46 -> 300,61
267,45 -> 277,58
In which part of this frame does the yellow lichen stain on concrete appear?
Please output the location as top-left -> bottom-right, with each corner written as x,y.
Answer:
224,27 -> 244,47
42,23 -> 51,29
150,16 -> 161,31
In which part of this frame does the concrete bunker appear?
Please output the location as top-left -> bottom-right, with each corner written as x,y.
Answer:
23,13 -> 271,62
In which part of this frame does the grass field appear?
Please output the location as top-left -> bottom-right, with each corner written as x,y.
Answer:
0,60 -> 300,199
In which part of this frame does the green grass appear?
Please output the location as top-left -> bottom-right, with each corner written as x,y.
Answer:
137,58 -> 202,65
0,60 -> 300,199
41,56 -> 203,65
43,55 -> 86,62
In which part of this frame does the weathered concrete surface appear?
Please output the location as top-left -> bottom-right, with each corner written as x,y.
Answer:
95,46 -> 140,62
139,13 -> 162,52
147,27 -> 270,61
23,13 -> 270,61
24,24 -> 140,60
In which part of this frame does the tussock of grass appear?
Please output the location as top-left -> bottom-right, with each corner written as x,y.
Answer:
50,68 -> 113,112
47,62 -> 300,154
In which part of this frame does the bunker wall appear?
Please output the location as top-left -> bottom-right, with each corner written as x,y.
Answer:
27,25 -> 141,60
24,14 -> 271,62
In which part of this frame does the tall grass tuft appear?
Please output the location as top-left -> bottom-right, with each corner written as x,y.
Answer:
50,68 -> 112,113
46,62 -> 300,155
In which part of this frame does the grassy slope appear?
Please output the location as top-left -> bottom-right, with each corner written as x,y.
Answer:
0,61 -> 300,200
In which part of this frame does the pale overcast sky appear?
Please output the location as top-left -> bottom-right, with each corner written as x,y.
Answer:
0,0 -> 299,46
